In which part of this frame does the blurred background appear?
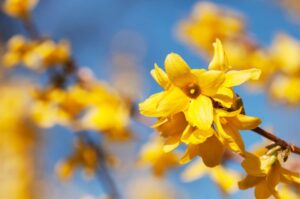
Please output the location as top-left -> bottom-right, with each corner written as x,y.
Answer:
1,0 -> 300,198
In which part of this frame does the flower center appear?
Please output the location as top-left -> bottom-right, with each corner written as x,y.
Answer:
186,83 -> 201,99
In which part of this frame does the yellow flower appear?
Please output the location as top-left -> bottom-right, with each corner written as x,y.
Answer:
81,82 -> 132,140
269,33 -> 300,76
177,2 -> 244,53
139,137 -> 179,176
2,35 -> 30,67
3,0 -> 38,19
214,108 -> 261,154
182,159 -> 240,194
270,75 -> 300,105
56,139 -> 98,181
239,152 -> 300,199
23,39 -> 70,69
3,36 -> 71,70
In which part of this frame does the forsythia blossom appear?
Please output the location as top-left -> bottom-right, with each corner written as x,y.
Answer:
139,39 -> 261,167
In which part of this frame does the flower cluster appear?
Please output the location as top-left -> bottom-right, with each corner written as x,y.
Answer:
140,39 -> 260,166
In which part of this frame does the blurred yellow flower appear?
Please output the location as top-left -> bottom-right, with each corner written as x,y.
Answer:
3,0 -> 38,19
270,75 -> 300,105
56,139 -> 98,180
178,2 -> 244,54
3,35 -> 71,70
0,84 -> 38,199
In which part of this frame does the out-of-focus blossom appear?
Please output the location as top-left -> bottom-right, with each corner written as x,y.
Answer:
56,139 -> 98,180
0,84 -> 38,199
270,75 -> 300,105
31,81 -> 132,141
178,2 -> 245,54
2,0 -> 38,19
3,35 -> 70,70
270,33 -> 300,76
182,159 -> 240,194
139,137 -> 179,176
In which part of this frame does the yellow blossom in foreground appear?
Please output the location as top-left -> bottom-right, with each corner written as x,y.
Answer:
3,0 -> 38,19
239,152 -> 300,199
139,137 -> 179,176
140,39 -> 261,166
182,159 -> 240,194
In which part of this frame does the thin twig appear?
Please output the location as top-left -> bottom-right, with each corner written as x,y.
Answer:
252,127 -> 300,155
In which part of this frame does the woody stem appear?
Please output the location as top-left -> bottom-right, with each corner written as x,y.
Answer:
251,127 -> 300,155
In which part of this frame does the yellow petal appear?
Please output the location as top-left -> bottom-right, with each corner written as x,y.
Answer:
155,112 -> 188,137
212,87 -> 234,108
180,144 -> 199,164
222,68 -> 261,87
208,39 -> 230,71
139,91 -> 165,117
139,87 -> 189,117
197,135 -> 225,167
186,95 -> 213,130
238,175 -> 263,190
266,162 -> 281,196
181,126 -> 214,145
164,53 -> 195,88
195,70 -> 225,96
163,135 -> 181,152
255,180 -> 273,199
151,64 -> 171,89
215,121 -> 245,154
181,159 -> 208,182
230,114 -> 261,130
280,167 -> 300,185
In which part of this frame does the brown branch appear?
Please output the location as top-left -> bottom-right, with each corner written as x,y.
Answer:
252,127 -> 300,155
